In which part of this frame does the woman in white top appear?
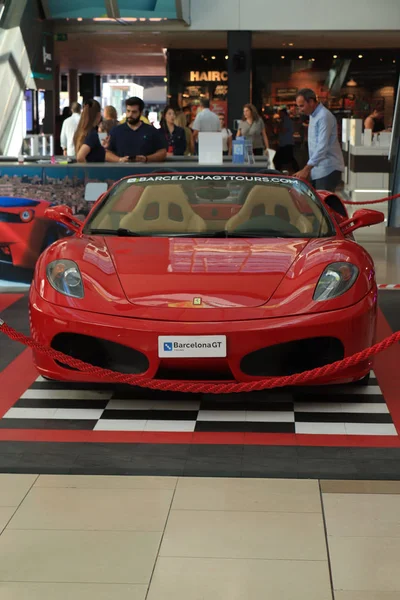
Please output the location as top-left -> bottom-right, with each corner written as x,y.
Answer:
237,103 -> 269,156
218,114 -> 232,155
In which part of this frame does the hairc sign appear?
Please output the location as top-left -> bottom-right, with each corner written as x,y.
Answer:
189,71 -> 228,82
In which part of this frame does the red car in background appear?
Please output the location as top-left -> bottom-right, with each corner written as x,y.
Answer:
0,197 -> 68,279
29,172 -> 384,387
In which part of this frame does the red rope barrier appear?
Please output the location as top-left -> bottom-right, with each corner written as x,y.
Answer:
342,192 -> 400,206
1,320 -> 399,394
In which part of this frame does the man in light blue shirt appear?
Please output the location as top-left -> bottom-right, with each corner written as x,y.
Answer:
294,88 -> 344,191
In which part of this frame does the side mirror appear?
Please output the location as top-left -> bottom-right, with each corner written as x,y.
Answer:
45,205 -> 82,233
340,209 -> 384,235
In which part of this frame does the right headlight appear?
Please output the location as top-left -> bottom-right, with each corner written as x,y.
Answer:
313,262 -> 359,301
46,259 -> 84,299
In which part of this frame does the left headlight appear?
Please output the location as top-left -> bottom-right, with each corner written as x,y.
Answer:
46,260 -> 84,299
313,262 -> 359,302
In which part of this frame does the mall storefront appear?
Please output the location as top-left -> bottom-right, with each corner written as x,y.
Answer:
168,47 -> 399,137
167,50 -> 229,124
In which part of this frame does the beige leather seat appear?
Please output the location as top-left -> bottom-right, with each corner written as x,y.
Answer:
92,186 -> 144,231
225,185 -> 314,234
117,184 -> 207,233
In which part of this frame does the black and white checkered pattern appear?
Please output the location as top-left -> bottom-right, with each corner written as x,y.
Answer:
0,372 -> 396,436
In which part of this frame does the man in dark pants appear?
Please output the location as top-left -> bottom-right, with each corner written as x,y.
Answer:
274,107 -> 299,173
294,89 -> 344,191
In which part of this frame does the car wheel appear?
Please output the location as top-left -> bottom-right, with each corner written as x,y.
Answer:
351,371 -> 370,386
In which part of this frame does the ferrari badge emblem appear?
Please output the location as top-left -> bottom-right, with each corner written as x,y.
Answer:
193,297 -> 202,305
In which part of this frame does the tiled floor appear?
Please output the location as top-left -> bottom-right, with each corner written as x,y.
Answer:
0,474 -> 399,599
363,241 -> 400,285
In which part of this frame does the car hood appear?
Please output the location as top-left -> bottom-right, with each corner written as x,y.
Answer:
105,237 -> 309,308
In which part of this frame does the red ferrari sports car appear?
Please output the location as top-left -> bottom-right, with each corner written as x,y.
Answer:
29,172 -> 384,386
0,196 -> 68,278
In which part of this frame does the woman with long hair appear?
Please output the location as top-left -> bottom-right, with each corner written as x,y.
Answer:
74,99 -> 105,163
160,106 -> 186,156
237,103 -> 270,156
174,111 -> 194,155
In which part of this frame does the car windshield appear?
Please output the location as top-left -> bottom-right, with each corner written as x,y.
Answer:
85,174 -> 334,238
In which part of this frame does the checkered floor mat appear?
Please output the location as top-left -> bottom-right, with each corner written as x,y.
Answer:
0,372 -> 396,436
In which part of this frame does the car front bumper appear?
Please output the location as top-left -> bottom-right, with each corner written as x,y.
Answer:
29,285 -> 377,385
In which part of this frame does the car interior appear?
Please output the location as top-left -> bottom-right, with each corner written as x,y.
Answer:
88,182 -> 331,237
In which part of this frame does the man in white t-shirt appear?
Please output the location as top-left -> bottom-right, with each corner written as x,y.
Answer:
192,98 -> 221,144
60,102 -> 81,157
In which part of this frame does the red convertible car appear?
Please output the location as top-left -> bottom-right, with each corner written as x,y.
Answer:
29,172 -> 384,386
0,196 -> 68,279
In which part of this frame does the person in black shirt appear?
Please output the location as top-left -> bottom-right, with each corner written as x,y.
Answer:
160,106 -> 187,156
74,99 -> 105,163
106,97 -> 167,163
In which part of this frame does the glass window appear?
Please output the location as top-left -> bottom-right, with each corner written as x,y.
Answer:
85,175 -> 334,238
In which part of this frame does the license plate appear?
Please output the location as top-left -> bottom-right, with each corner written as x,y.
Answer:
158,335 -> 227,358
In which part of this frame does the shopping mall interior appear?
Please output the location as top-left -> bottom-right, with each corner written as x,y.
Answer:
1,1 -> 400,598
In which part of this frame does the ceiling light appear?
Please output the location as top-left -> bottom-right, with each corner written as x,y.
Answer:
346,78 -> 357,87
298,55 -> 303,59
77,17 -> 82,21
358,54 -> 363,58
310,58 -> 315,62
225,55 -> 228,59
333,54 -> 338,59
393,59 -> 396,63
288,42 -> 294,46
211,56 -> 216,60
281,55 -> 285,59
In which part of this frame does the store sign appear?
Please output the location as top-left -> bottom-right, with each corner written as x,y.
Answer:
189,71 -> 228,82
276,87 -> 297,99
